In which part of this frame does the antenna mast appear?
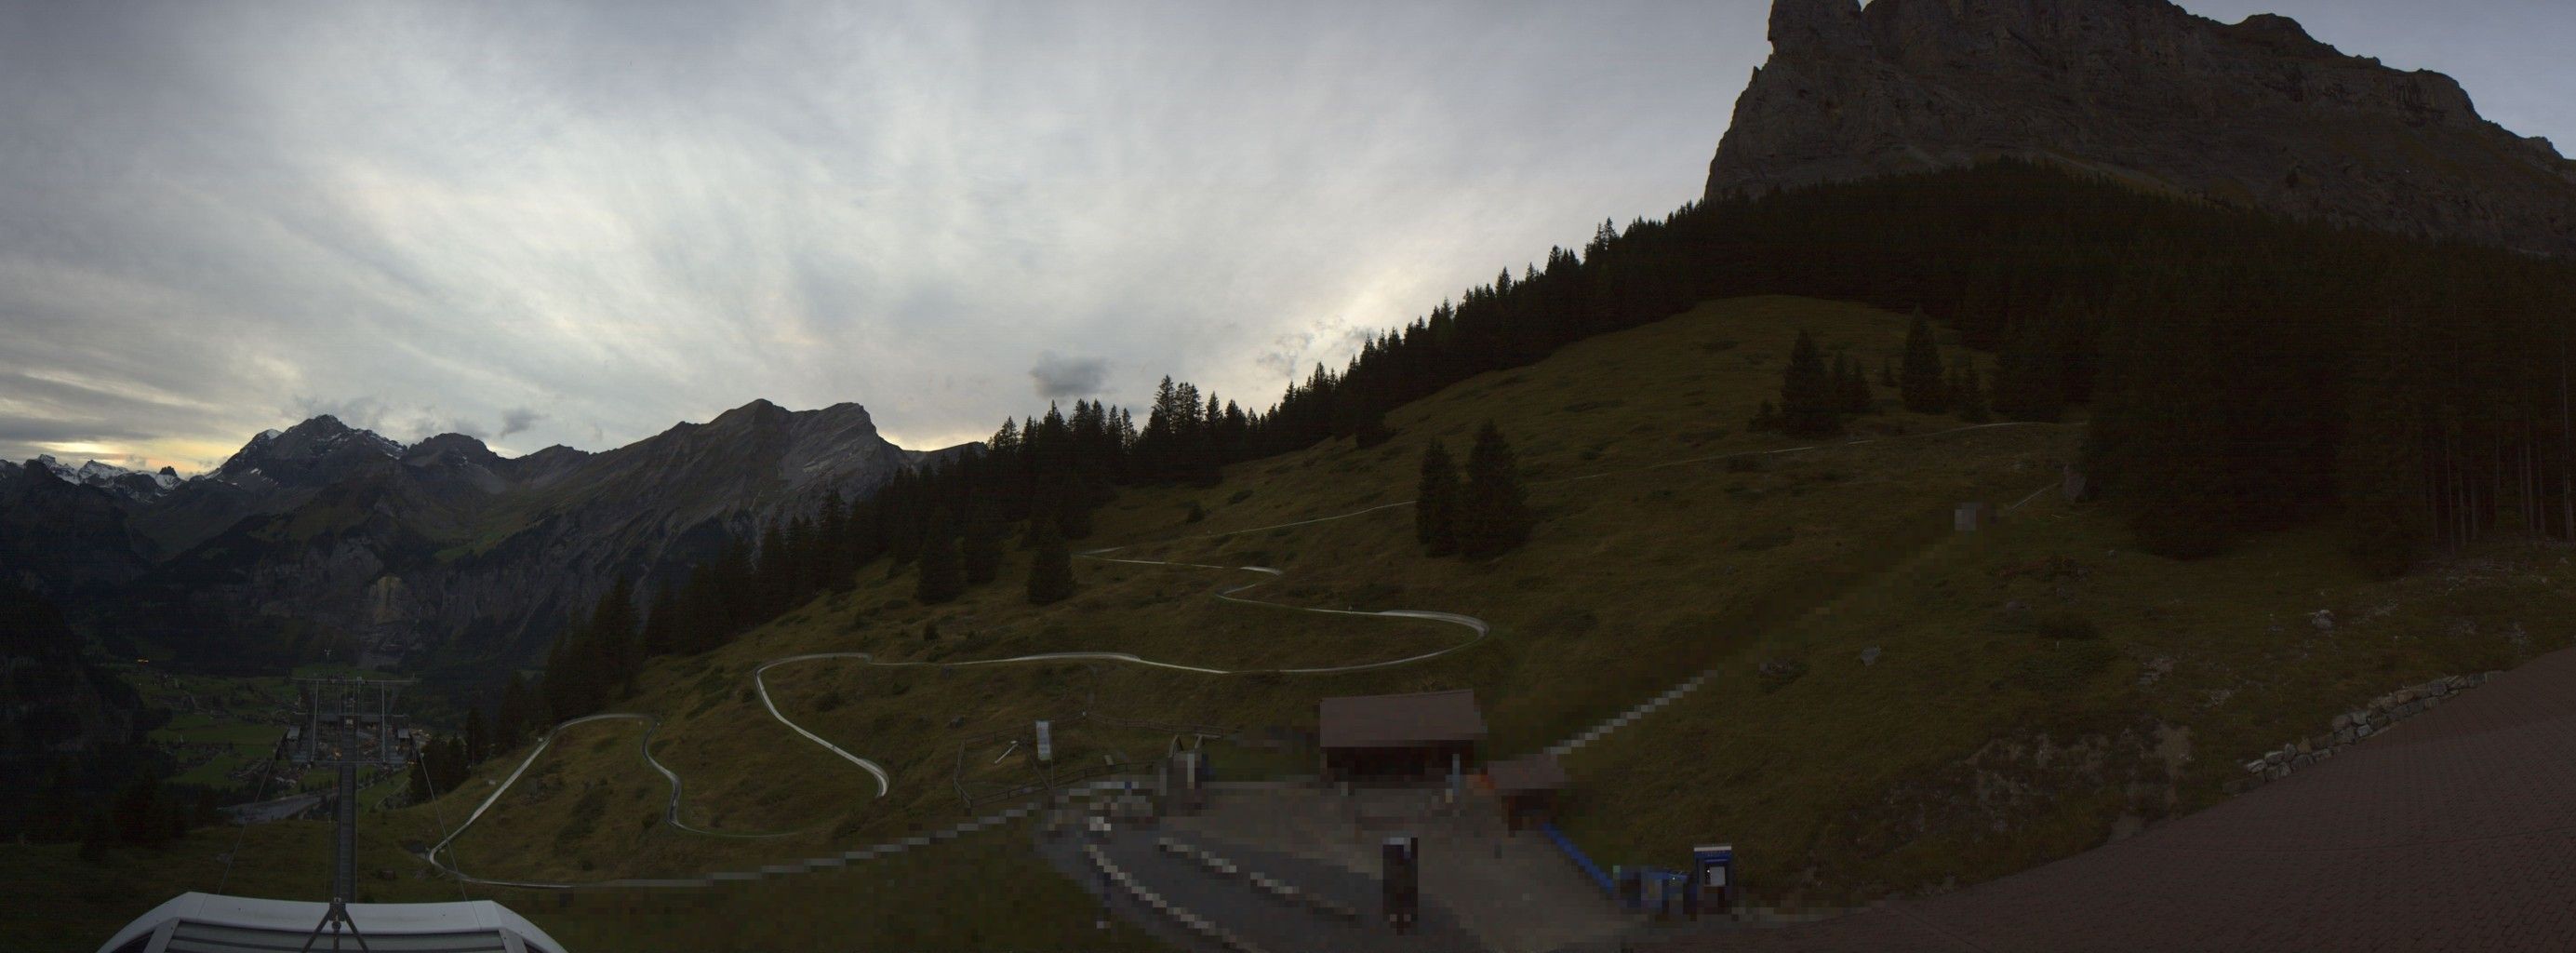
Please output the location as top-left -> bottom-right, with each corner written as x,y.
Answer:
284,677 -> 419,951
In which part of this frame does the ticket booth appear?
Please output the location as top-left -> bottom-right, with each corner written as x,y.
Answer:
1689,843 -> 1735,919
1381,835 -> 1421,933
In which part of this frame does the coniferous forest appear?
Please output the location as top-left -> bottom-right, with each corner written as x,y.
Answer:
503,159 -> 2576,742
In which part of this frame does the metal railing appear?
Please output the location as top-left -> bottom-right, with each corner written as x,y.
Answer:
1539,822 -> 1617,898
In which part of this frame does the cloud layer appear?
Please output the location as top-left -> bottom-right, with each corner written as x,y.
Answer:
0,1 -> 2566,470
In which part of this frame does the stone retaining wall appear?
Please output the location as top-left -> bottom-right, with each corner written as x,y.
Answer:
2235,671 -> 2498,789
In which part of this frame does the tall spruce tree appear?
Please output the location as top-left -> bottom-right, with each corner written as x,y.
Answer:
463,708 -> 488,764
642,584 -> 681,658
1955,361 -> 1992,423
2336,316 -> 2430,576
961,501 -> 1003,585
590,576 -> 639,698
1779,329 -> 1841,436
1415,440 -> 1461,557
1457,422 -> 1534,557
1025,521 -> 1074,604
1900,312 -> 1948,412
495,671 -> 532,749
1835,353 -> 1873,413
914,507 -> 966,604
1991,320 -> 2064,422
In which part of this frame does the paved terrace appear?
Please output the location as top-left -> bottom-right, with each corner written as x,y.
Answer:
1661,646 -> 2576,952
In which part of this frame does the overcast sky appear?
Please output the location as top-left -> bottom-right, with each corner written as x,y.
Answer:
3,1 -> 2569,472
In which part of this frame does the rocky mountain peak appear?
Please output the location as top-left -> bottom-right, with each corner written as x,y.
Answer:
213,413 -> 402,490
403,433 -> 503,472
1768,0 -> 1865,58
1709,0 -> 2576,257
709,397 -> 791,430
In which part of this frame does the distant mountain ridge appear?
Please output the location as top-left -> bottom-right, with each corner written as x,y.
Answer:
0,399 -> 968,674
1710,0 -> 2576,258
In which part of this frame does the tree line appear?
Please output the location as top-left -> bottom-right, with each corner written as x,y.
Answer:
481,159 -> 2571,759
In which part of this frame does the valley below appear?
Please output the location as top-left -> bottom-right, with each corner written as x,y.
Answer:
17,295 -> 2576,951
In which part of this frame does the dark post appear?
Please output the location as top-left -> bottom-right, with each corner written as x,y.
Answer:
333,764 -> 356,903
1381,835 -> 1420,933
287,677 -> 417,951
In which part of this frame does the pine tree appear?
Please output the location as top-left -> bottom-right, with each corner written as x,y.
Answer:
960,503 -> 1003,585
407,756 -> 432,805
111,775 -> 169,848
2334,311 -> 2428,575
1057,477 -> 1097,540
1835,353 -> 1873,413
1779,330 -> 1841,436
495,671 -> 532,749
640,584 -> 678,658
1991,321 -> 2064,422
464,707 -> 488,764
78,808 -> 113,860
1457,422 -> 1534,557
1955,361 -> 1992,423
1749,400 -> 1782,433
1025,521 -> 1075,605
754,521 -> 793,617
540,623 -> 584,720
1415,440 -> 1461,557
1901,312 -> 1948,412
591,576 -> 639,698
914,507 -> 965,605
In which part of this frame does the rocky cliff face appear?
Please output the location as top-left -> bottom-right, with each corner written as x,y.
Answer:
8,400 -> 953,674
1709,0 -> 2576,257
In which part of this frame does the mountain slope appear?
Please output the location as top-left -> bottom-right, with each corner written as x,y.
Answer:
17,401 -> 946,674
1711,0 -> 2576,257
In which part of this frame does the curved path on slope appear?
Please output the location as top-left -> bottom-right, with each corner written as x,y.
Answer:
423,421 -> 2057,887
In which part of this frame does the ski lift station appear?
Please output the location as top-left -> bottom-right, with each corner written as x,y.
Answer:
1317,688 -> 1487,783
98,678 -> 566,953
96,893 -> 567,953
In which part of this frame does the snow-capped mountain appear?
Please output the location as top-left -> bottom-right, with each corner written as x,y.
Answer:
31,454 -> 185,502
5,400 -> 960,676
207,415 -> 403,493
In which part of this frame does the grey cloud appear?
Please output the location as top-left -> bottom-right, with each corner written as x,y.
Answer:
0,1 -> 2567,465
1029,354 -> 1110,400
498,408 -> 543,439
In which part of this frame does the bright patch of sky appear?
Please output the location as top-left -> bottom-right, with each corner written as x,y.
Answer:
0,1 -> 2566,472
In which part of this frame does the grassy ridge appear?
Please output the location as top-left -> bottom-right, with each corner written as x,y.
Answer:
23,292 -> 2569,946
407,295 -> 2069,882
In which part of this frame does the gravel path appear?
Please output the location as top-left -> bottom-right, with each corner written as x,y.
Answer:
1038,823 -> 1487,953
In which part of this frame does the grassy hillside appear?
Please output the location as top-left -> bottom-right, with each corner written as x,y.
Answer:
420,294 -> 2075,882
1559,498 -> 2576,904
21,292 -> 2570,948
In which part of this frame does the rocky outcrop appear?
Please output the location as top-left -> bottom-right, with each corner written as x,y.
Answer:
1709,0 -> 2576,258
2235,671 -> 2494,789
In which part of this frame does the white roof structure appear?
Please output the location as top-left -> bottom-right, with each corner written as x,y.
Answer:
98,893 -> 567,953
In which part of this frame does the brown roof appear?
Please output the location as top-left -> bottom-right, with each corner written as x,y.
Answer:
1317,690 -> 1486,749
1485,754 -> 1568,794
